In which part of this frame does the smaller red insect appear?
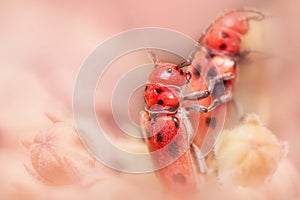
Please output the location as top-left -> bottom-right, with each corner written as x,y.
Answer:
179,8 -> 267,150
182,9 -> 266,116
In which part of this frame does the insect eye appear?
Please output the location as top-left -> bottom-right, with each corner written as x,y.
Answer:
167,68 -> 172,73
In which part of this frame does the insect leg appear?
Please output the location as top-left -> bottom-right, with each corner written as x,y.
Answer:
191,143 -> 208,174
183,90 -> 210,101
176,59 -> 192,69
185,104 -> 208,113
208,74 -> 235,92
208,91 -> 233,111
232,98 -> 245,121
176,44 -> 202,69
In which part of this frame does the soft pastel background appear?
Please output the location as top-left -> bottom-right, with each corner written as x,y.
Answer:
1,0 -> 300,199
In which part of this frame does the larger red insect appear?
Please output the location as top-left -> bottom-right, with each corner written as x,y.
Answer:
141,61 -> 208,190
141,8 -> 266,190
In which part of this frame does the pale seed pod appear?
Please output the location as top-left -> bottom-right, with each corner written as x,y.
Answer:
214,114 -> 287,187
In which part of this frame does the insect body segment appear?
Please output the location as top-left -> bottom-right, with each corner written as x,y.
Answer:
147,62 -> 190,86
144,83 -> 181,113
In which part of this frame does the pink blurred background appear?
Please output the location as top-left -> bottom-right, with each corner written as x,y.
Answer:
1,0 -> 300,199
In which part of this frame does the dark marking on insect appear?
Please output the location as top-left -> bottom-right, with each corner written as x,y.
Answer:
155,88 -> 163,94
167,68 -> 172,73
193,64 -> 202,78
168,141 -> 179,158
157,132 -> 163,142
172,173 -> 186,184
157,99 -> 164,105
223,79 -> 230,89
145,85 -> 148,91
206,67 -> 217,81
212,81 -> 225,98
222,32 -> 230,38
180,69 -> 184,75
205,117 -> 216,129
172,116 -> 180,129
219,43 -> 227,50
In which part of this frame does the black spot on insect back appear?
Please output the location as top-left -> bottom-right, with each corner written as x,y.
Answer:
205,117 -> 211,126
168,141 -> 179,158
205,117 -> 216,129
219,43 -> 227,50
157,100 -> 164,105
157,132 -> 163,142
180,69 -> 184,75
172,173 -> 186,184
155,88 -> 163,94
172,116 -> 180,129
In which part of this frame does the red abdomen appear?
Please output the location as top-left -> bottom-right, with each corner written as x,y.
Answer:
141,111 -> 198,190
